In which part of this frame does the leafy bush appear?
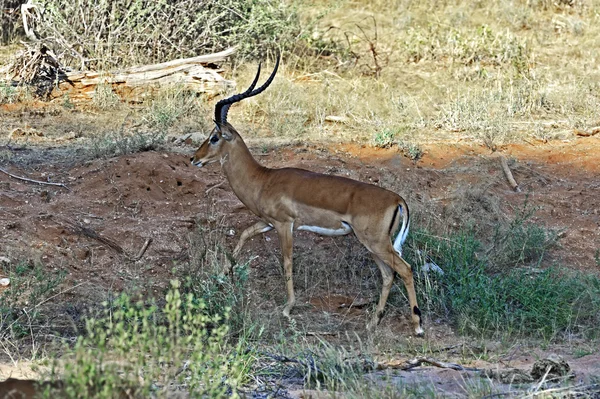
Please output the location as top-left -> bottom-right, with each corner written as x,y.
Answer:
89,129 -> 166,159
0,81 -> 18,103
49,281 -> 252,398
34,0 -> 303,68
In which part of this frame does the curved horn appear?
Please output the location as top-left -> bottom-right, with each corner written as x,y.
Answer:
214,55 -> 280,125
215,63 -> 262,124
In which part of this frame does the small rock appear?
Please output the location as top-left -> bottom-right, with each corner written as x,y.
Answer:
0,278 -> 9,286
531,354 -> 571,381
0,256 -> 10,265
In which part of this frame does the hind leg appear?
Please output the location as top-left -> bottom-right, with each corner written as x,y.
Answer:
367,254 -> 395,332
383,251 -> 423,336
356,232 -> 424,336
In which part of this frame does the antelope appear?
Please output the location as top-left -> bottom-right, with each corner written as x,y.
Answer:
191,57 -> 424,336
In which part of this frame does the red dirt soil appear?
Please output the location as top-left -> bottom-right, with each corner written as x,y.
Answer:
1,137 -> 599,301
1,135 -> 599,395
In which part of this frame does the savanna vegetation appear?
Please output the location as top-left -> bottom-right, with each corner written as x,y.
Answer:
1,0 -> 600,397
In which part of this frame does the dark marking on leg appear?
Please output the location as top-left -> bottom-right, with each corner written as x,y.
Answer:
413,306 -> 423,326
388,205 -> 400,235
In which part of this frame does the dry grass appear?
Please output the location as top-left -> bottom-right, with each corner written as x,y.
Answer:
219,0 -> 600,149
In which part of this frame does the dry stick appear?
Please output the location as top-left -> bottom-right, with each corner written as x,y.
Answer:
499,155 -> 521,192
205,180 -> 226,196
0,167 -> 70,190
60,218 -> 152,261
128,238 -> 153,262
60,219 -> 125,254
378,356 -> 482,372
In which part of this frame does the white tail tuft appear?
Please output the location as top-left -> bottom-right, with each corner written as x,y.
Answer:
393,205 -> 410,257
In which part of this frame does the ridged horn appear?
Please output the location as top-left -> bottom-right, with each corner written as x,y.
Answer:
214,55 -> 280,125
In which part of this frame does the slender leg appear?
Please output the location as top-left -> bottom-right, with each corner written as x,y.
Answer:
367,254 -> 394,332
274,222 -> 295,318
354,230 -> 424,336
233,220 -> 273,258
384,252 -> 423,336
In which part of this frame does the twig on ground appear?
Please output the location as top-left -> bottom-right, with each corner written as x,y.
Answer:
0,167 -> 70,190
498,155 -> 521,192
128,238 -> 153,262
205,180 -> 226,196
306,331 -> 338,337
378,356 -> 482,372
59,218 -> 125,254
59,218 -> 152,261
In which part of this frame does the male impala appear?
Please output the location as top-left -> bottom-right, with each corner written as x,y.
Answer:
191,58 -> 424,336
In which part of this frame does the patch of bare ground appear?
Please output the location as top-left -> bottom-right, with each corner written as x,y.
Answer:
1,134 -> 599,396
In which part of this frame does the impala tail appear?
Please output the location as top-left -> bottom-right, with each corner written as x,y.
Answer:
392,203 -> 410,257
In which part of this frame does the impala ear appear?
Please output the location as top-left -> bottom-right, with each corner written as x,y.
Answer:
216,123 -> 233,141
221,129 -> 233,141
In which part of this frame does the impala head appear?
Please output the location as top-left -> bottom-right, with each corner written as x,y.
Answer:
191,56 -> 280,167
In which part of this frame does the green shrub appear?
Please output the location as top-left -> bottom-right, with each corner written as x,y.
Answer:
178,224 -> 252,337
50,281 -> 252,398
88,129 -> 166,159
0,81 -> 18,103
405,228 -> 600,339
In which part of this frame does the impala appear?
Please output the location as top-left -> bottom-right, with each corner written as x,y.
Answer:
191,58 -> 424,336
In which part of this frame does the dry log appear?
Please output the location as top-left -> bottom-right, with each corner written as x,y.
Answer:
50,48 -> 236,102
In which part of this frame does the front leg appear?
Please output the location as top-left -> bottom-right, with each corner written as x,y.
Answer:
233,220 -> 273,258
274,222 -> 295,318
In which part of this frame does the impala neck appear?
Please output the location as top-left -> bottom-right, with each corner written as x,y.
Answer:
221,134 -> 267,212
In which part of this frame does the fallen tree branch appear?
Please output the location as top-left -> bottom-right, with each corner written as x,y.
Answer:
499,155 -> 521,192
60,219 -> 125,255
50,49 -> 236,102
4,46 -> 236,101
0,167 -> 69,190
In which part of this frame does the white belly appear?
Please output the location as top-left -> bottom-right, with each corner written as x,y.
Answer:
297,222 -> 352,236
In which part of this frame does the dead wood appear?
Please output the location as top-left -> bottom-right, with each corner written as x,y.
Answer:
3,46 -> 236,102
574,127 -> 600,137
0,166 -> 70,190
58,218 -> 151,261
499,155 -> 521,192
130,238 -> 153,262
50,48 -> 236,102
60,219 -> 125,255
377,356 -> 482,372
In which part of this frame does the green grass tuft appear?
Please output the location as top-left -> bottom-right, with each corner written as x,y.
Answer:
405,226 -> 600,340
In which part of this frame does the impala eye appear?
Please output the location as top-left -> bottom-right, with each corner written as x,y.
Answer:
210,135 -> 219,144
